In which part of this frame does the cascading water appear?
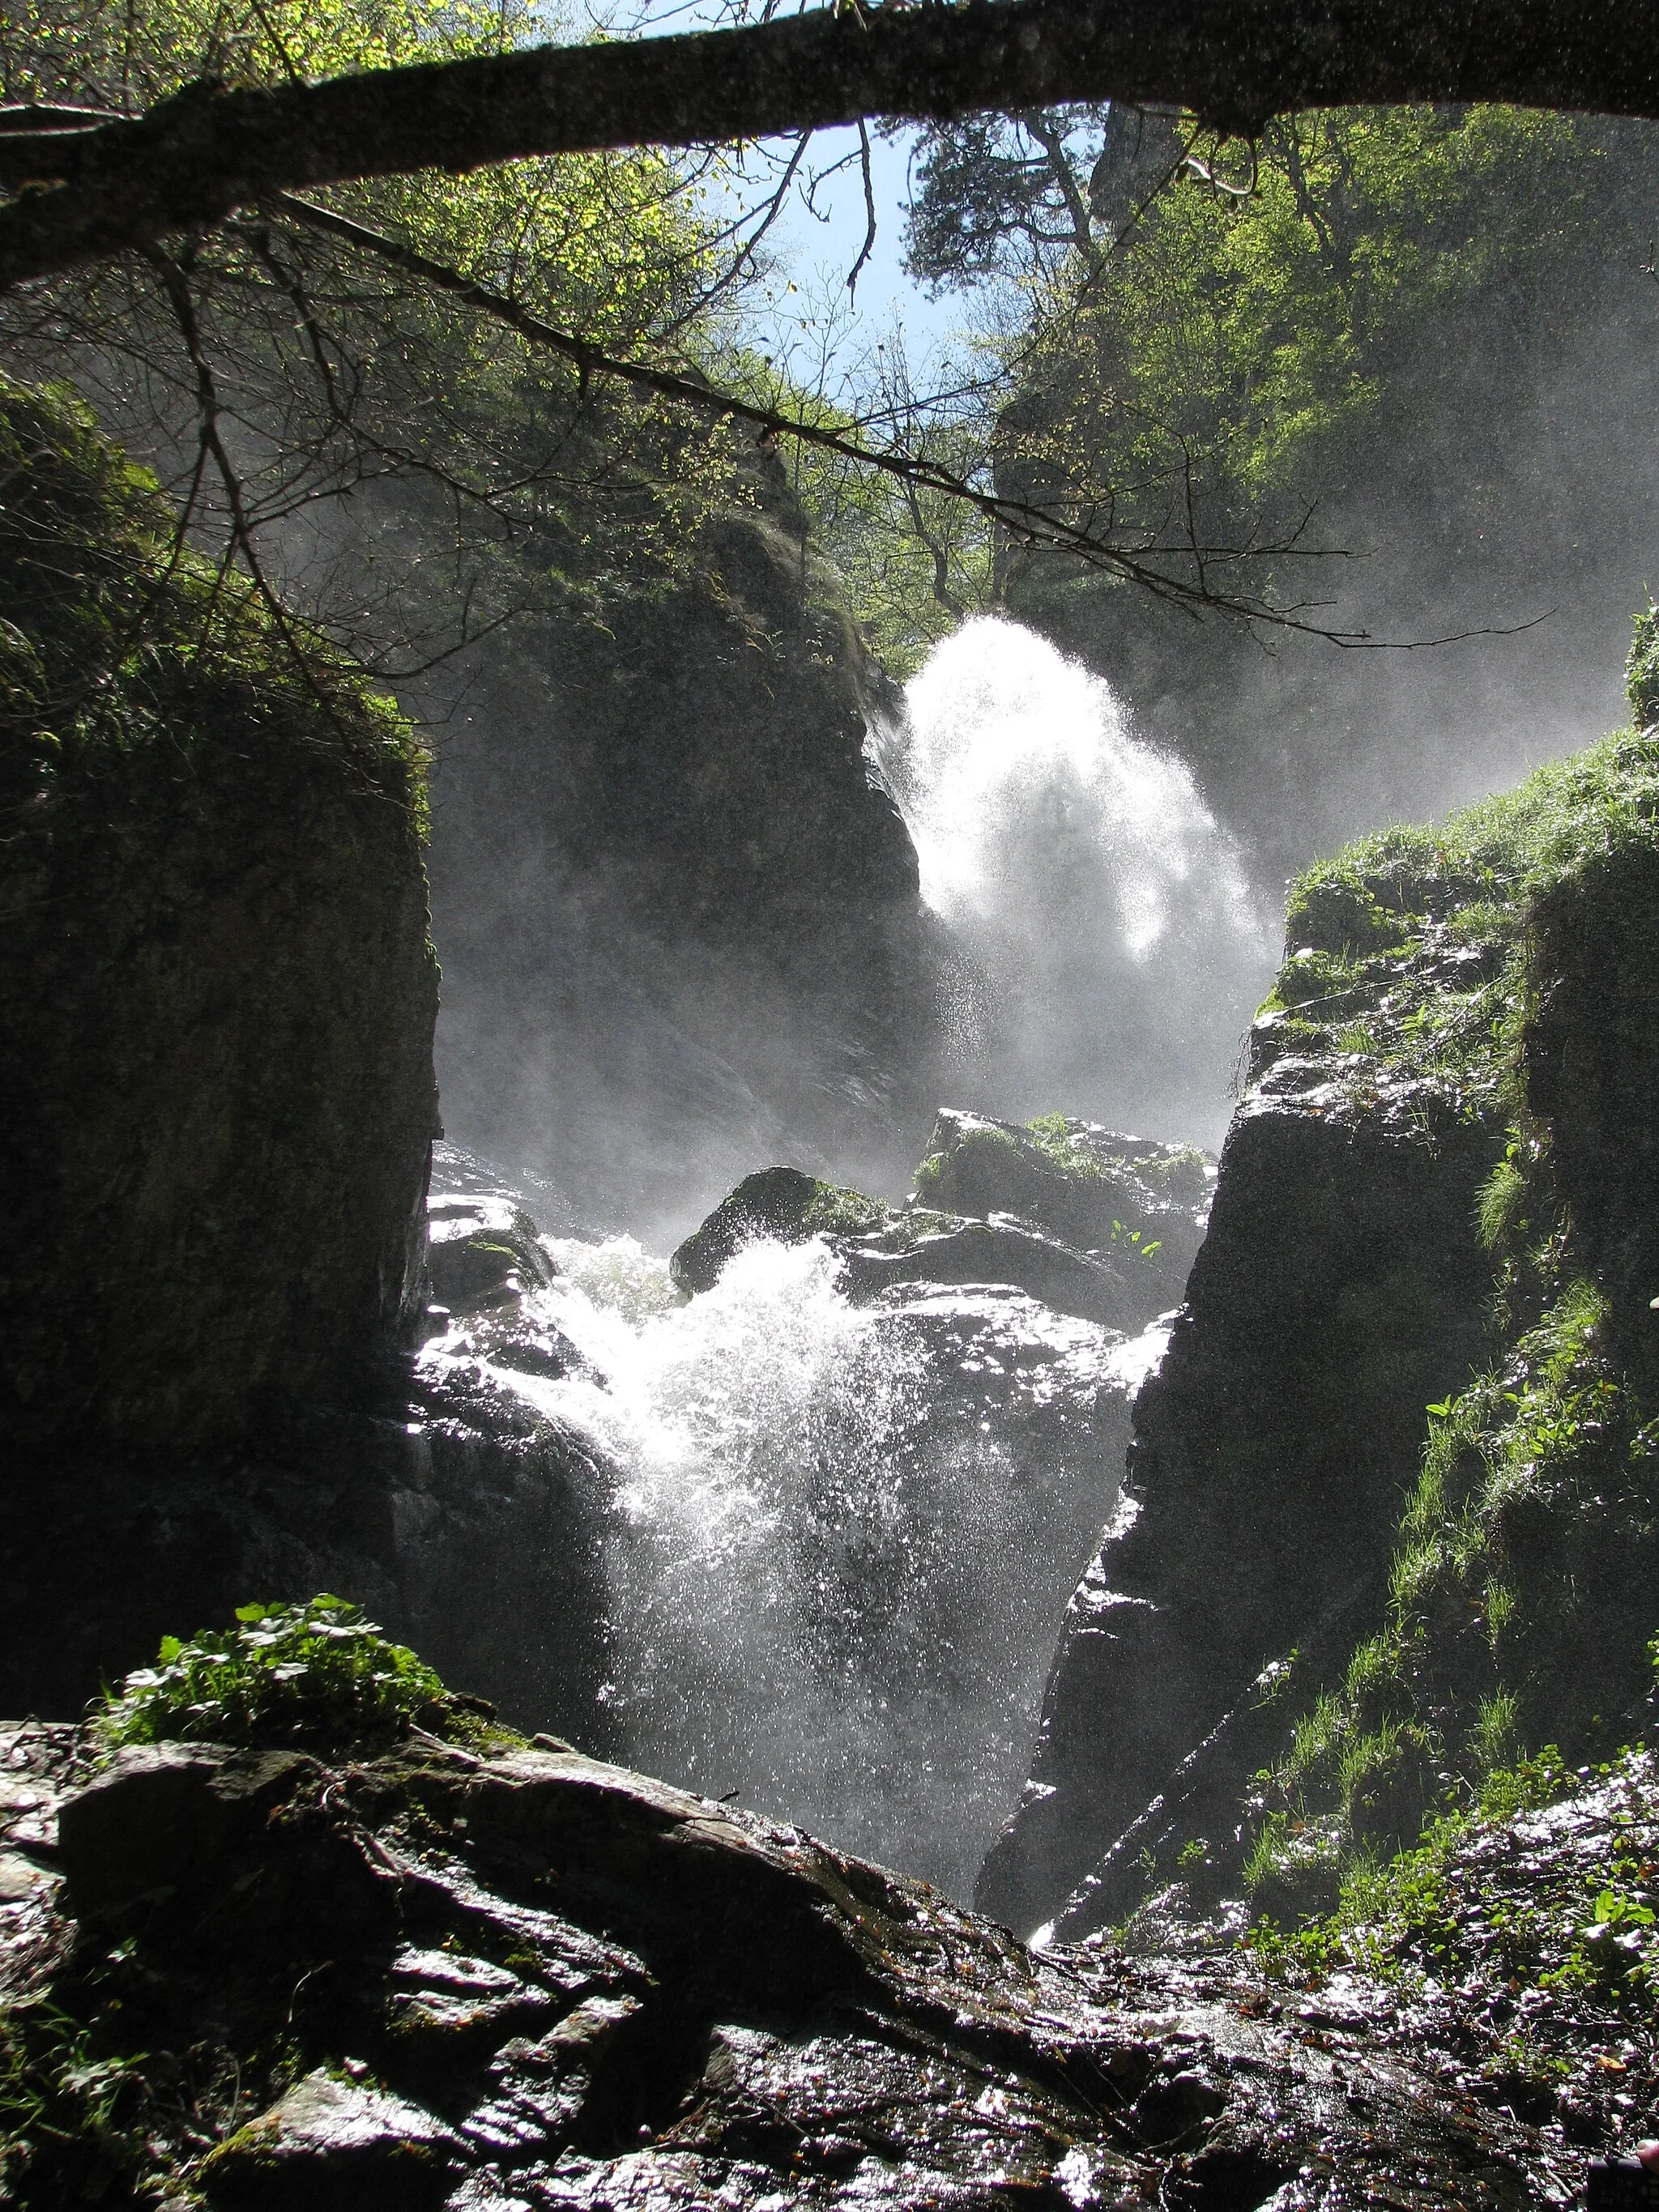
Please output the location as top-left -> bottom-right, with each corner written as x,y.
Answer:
872,616 -> 1277,1144
419,1157 -> 1171,1899
416,621 -> 1263,1900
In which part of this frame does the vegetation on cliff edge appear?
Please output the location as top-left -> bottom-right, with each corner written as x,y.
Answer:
1238,620 -> 1659,1922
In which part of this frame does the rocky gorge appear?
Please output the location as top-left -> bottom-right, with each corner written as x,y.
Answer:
9,371 -> 1659,2206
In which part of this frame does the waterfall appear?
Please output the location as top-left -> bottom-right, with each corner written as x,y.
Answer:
416,620 -> 1259,1898
871,616 -> 1275,1145
420,1195 -> 1168,1899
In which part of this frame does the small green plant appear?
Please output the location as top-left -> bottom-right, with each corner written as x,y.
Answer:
1024,1114 -> 1106,1182
99,1597 -> 449,1753
0,1998 -> 151,2204
1475,1746 -> 1572,1821
1627,599 -> 1659,727
1477,1156 -> 1529,1252
1468,1689 -> 1520,1776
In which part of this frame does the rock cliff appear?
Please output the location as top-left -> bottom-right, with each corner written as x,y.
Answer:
427,487 -> 944,1239
975,991 -> 1496,1936
0,379 -> 439,1454
982,680 -> 1659,1957
0,388 -> 606,1731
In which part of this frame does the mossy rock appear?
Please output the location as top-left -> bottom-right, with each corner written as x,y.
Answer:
911,1108 -> 1209,1266
669,1166 -> 889,1294
1284,871 -> 1421,958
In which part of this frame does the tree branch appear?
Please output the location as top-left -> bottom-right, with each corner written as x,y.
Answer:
267,188 -> 1358,629
3,0 -> 1659,292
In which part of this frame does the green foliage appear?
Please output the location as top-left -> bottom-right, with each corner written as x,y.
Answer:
1285,865 -> 1422,957
1243,1746 -> 1581,1988
99,1598 -> 450,1754
1256,697 -> 1659,1124
0,1997 -> 151,2204
2,0 -> 760,653
1627,600 -> 1659,728
1476,1745 -> 1573,1821
1024,1113 -> 1105,1179
1477,1157 -> 1529,1253
1468,1689 -> 1521,1776
0,377 -> 425,825
990,107 -> 1634,613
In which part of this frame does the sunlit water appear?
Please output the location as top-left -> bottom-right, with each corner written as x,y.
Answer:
415,619 -> 1254,1893
871,615 -> 1277,1143
420,1207 -> 1169,1897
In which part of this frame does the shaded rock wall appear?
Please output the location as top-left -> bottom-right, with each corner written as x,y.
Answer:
977,1041 -> 1496,1937
0,381 -> 439,1455
427,493 -> 944,1238
0,1378 -> 614,1743
1526,837 -> 1659,1381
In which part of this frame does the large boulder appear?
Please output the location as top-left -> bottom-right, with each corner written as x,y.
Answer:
0,1711 -> 1618,2207
0,381 -> 439,1453
913,1109 -> 1211,1307
668,1166 -> 887,1293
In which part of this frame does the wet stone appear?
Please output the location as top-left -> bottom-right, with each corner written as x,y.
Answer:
1,1730 -> 1636,2208
202,2070 -> 466,2209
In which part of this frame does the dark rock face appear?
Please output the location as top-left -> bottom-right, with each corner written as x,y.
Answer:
427,505 -> 943,1239
0,1161 -> 616,1735
977,1058 -> 1497,1937
0,1368 -> 616,1741
0,1719 -> 1586,2210
0,384 -> 440,1453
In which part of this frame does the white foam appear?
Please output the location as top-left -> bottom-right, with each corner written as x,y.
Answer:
422,1231 -> 1137,1899
872,616 -> 1276,1140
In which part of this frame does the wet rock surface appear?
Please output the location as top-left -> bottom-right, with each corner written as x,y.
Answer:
671,1111 -> 1211,1333
3,1718 -> 1644,2208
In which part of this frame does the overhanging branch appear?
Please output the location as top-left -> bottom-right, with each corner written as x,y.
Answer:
3,0 -> 1659,292
268,189 -> 1365,630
